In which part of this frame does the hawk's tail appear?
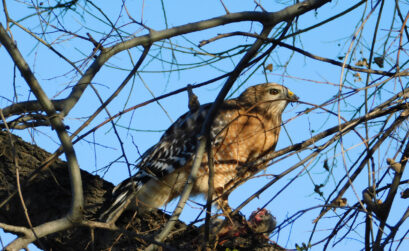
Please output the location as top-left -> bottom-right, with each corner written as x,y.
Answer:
99,175 -> 143,222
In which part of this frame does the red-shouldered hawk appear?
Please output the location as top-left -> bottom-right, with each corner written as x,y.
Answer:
101,83 -> 298,222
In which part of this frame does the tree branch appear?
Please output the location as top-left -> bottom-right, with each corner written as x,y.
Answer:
200,31 -> 406,77
0,130 -> 278,250
0,23 -> 83,249
1,0 -> 332,124
58,0 -> 331,117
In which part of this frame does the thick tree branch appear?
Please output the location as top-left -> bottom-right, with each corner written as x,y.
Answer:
376,129 -> 409,250
0,23 -> 83,250
1,0 -> 331,124
1,99 -> 67,119
0,131 -> 280,250
58,0 -> 331,117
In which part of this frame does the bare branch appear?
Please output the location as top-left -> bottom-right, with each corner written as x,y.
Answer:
200,31 -> 407,77
0,22 -> 83,249
58,0 -> 331,117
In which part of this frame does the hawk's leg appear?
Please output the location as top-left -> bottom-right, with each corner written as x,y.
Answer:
215,188 -> 234,224
217,196 -> 233,216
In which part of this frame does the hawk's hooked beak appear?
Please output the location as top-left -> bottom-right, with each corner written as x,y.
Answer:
287,90 -> 299,102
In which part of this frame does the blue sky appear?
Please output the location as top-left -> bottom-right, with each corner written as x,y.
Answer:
1,0 -> 408,250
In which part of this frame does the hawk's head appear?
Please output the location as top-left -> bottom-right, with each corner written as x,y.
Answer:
237,83 -> 298,116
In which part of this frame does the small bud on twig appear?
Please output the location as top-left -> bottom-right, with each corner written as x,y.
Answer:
387,158 -> 402,173
363,187 -> 376,210
401,188 -> 409,199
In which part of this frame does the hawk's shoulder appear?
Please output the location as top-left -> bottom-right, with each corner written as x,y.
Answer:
135,99 -> 242,179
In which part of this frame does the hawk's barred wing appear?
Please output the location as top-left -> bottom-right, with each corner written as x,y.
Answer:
103,101 -> 238,220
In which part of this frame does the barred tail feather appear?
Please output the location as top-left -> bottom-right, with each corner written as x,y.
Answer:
100,176 -> 143,222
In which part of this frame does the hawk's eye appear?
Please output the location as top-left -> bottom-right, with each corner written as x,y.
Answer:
269,88 -> 279,95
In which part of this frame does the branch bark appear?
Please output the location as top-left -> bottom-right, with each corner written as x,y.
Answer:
0,23 -> 84,250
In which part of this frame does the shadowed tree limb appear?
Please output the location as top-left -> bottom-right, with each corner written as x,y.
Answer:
0,130 -> 283,250
0,23 -> 83,250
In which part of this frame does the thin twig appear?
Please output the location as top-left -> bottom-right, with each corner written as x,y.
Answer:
199,31 -> 404,77
204,136 -> 215,247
